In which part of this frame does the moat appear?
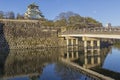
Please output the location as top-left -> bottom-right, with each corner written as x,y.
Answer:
0,45 -> 120,80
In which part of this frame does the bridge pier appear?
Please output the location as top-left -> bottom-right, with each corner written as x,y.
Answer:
65,36 -> 100,48
66,39 -> 69,46
84,41 -> 87,48
97,40 -> 100,47
82,37 -> 100,48
76,38 -> 78,45
66,37 -> 78,46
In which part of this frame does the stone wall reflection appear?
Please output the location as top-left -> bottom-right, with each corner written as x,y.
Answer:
1,48 -> 60,78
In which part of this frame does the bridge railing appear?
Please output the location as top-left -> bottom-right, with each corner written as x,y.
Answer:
61,27 -> 120,35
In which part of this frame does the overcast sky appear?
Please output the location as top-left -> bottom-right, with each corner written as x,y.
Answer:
0,0 -> 120,26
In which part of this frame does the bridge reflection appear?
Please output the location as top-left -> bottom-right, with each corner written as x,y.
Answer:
0,46 -> 112,80
61,46 -> 111,69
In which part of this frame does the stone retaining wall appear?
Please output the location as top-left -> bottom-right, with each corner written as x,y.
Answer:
0,19 -> 66,49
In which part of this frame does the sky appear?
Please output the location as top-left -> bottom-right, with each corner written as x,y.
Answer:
0,0 -> 120,26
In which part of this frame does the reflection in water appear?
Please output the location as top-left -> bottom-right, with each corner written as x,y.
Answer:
0,45 -> 120,80
54,63 -> 93,80
103,47 -> 120,73
61,46 -> 120,79
0,48 -> 98,80
61,46 -> 111,69
0,48 -> 60,79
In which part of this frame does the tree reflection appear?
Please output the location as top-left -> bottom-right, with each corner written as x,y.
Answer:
1,48 -> 60,79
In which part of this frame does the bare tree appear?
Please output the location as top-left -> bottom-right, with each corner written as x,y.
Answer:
0,11 -> 4,19
16,13 -> 24,19
5,11 -> 15,19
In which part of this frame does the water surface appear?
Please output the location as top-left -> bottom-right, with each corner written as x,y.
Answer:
0,46 -> 120,80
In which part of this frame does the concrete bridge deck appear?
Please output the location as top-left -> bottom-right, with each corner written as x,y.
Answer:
60,28 -> 120,39
59,28 -> 120,47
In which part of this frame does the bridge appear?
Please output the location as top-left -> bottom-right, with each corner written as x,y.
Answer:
59,27 -> 120,48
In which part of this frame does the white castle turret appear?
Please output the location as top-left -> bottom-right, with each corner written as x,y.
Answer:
24,3 -> 44,19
